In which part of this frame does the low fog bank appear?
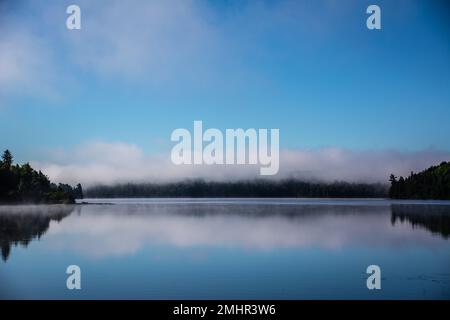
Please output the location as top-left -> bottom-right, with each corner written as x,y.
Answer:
31,141 -> 450,187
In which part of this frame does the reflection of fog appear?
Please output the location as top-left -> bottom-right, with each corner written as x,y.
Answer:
43,203 -> 450,258
0,205 -> 76,261
391,204 -> 450,239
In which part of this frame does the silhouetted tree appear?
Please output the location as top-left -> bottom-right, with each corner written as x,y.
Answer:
389,162 -> 450,200
74,183 -> 83,199
389,174 -> 397,198
1,149 -> 13,169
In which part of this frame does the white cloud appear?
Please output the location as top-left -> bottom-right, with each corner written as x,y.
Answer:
44,203 -> 447,258
0,28 -> 58,104
279,148 -> 450,182
0,0 -> 224,105
64,0 -> 221,84
1,0 -> 332,99
0,0 -> 432,103
32,141 -> 450,186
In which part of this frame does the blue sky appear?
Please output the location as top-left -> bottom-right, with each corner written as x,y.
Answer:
0,0 -> 449,184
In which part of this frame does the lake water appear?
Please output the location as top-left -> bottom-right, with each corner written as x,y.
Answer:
1,198 -> 449,299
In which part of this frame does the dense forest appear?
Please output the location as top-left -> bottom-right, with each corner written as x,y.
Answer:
0,150 -> 83,204
86,179 -> 388,198
389,161 -> 450,200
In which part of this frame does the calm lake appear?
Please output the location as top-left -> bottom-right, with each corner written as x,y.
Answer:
1,198 -> 449,299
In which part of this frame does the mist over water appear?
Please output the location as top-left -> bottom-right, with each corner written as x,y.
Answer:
1,199 -> 449,299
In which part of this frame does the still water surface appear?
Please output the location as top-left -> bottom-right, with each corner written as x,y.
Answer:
1,198 -> 449,299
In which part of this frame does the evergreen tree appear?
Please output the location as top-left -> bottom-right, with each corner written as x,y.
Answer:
0,149 -> 83,204
1,149 -> 13,169
389,162 -> 450,200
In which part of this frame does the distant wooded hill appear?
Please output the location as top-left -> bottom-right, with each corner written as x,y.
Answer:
86,180 -> 388,198
389,161 -> 450,200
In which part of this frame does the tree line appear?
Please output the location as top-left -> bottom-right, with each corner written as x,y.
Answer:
0,150 -> 83,204
3,147 -> 447,200
389,161 -> 450,200
86,179 -> 388,198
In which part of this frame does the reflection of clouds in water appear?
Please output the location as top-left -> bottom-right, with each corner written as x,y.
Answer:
44,204 -> 449,258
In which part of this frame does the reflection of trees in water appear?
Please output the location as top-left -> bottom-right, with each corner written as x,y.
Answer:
391,204 -> 450,239
0,205 -> 75,261
113,203 -> 388,218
